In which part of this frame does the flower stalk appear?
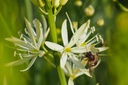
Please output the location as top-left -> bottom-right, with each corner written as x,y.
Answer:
46,2 -> 67,85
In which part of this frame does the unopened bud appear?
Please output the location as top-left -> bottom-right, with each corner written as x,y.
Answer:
97,19 -> 104,26
74,0 -> 82,7
53,0 -> 60,8
84,5 -> 95,16
31,0 -> 45,7
72,21 -> 78,31
60,0 -> 68,5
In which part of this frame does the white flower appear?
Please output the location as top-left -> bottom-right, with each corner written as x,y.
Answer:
45,19 -> 88,69
63,54 -> 91,85
6,17 -> 49,72
62,15 -> 109,85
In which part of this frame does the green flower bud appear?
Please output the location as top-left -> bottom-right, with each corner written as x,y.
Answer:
31,0 -> 45,7
60,0 -> 68,5
74,0 -> 82,7
84,5 -> 95,16
53,0 -> 60,8
97,19 -> 104,26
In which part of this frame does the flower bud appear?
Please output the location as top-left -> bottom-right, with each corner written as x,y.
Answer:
31,0 -> 45,7
53,0 -> 60,8
72,21 -> 78,31
60,0 -> 68,5
97,19 -> 104,26
84,5 -> 95,16
74,0 -> 82,7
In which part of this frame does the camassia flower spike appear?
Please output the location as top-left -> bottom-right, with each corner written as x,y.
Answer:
5,17 -> 49,72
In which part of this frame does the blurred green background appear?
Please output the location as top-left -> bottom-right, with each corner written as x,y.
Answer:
0,0 -> 128,85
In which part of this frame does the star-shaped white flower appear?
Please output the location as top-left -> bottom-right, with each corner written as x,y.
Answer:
45,19 -> 89,69
60,15 -> 109,85
6,17 -> 49,72
66,13 -> 108,51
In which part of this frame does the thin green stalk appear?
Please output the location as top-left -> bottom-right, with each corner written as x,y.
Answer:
25,0 -> 33,22
46,3 -> 67,85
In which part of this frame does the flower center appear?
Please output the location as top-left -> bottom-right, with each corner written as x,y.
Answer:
65,47 -> 72,52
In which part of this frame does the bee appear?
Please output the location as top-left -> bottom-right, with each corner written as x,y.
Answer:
83,51 -> 99,74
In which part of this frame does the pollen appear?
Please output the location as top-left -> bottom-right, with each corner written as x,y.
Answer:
65,47 -> 72,52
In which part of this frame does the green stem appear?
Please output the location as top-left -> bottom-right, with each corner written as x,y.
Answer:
46,3 -> 67,85
25,0 -> 33,22
47,9 -> 57,42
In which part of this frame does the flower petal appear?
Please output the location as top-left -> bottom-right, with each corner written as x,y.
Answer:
64,62 -> 72,76
69,54 -> 85,69
67,21 -> 87,47
79,69 -> 92,77
42,15 -> 47,32
85,45 -> 99,52
77,20 -> 91,45
5,57 -> 32,66
68,78 -> 74,85
75,71 -> 84,78
33,19 -> 43,48
61,19 -> 68,46
83,20 -> 90,34
20,57 -> 37,72
45,41 -> 63,52
97,47 -> 109,52
5,37 -> 33,49
42,28 -> 50,43
25,18 -> 37,47
60,53 -> 68,69
72,47 -> 86,53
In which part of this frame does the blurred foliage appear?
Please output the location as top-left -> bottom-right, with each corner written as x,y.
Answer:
0,0 -> 128,85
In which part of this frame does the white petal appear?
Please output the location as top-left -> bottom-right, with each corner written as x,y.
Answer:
75,71 -> 84,78
67,22 -> 87,47
78,31 -> 91,45
5,58 -> 31,66
61,19 -> 68,46
97,47 -> 109,52
5,37 -> 33,50
20,57 -> 37,72
84,20 -> 90,34
68,78 -> 74,85
72,47 -> 86,53
74,20 -> 90,45
65,62 -> 73,75
33,19 -> 43,48
43,28 -> 50,43
45,41 -> 63,52
85,45 -> 99,52
79,69 -> 92,77
25,18 -> 37,47
69,54 -> 85,69
41,15 -> 47,31
60,53 -> 68,69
